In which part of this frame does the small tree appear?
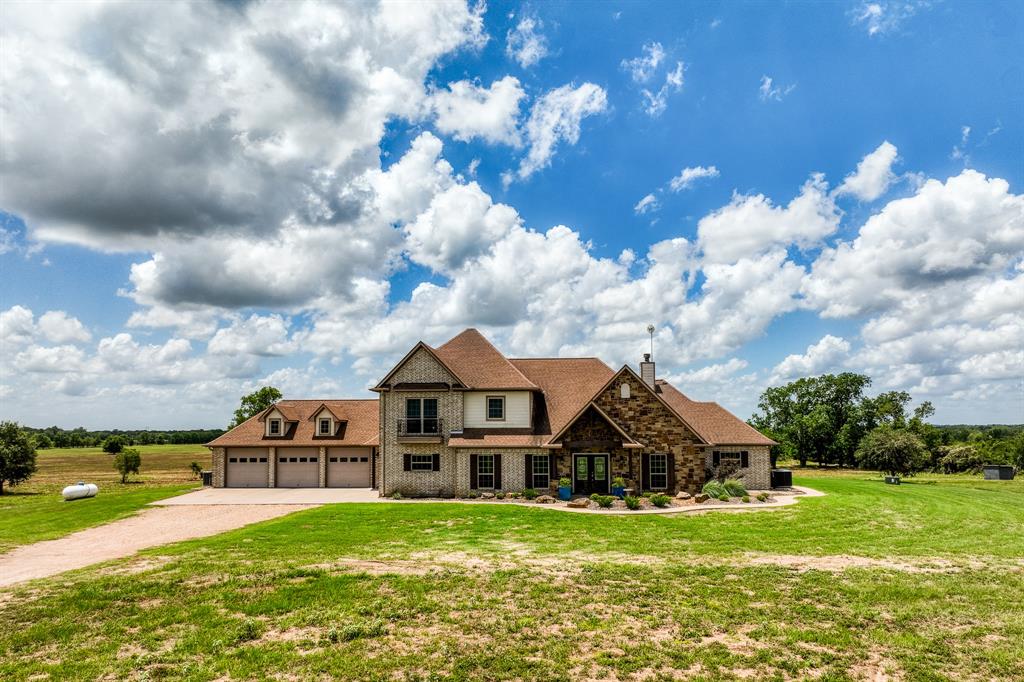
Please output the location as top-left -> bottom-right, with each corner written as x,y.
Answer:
33,433 -> 53,450
102,435 -> 125,455
190,461 -> 203,479
0,421 -> 38,494
114,448 -> 142,483
855,426 -> 928,478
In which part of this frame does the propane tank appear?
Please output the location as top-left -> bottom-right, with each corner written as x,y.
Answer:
62,481 -> 99,501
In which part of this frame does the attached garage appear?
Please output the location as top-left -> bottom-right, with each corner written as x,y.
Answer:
327,447 -> 372,488
225,448 -> 269,488
276,447 -> 320,487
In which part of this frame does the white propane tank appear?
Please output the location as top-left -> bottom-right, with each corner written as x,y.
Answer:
62,481 -> 99,501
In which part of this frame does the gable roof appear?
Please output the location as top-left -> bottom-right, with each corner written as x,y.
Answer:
258,403 -> 298,422
372,341 -> 467,390
209,399 -> 379,447
656,380 -> 777,446
307,403 -> 345,422
433,329 -> 539,390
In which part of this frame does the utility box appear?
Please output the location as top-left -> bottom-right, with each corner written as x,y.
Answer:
201,470 -> 213,486
771,469 -> 792,488
983,465 -> 1015,480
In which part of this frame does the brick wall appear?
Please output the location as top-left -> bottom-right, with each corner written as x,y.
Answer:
211,447 -> 225,487
703,445 -> 771,490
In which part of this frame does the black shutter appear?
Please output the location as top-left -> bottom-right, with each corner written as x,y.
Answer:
641,453 -> 650,491
525,454 -> 534,488
470,454 -> 478,489
741,451 -> 749,468
432,453 -> 440,471
549,453 -> 558,482
494,454 -> 502,490
667,453 -> 676,491
712,451 -> 720,467
403,453 -> 411,471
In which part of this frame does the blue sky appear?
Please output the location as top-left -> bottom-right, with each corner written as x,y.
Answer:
1,0 -> 1021,429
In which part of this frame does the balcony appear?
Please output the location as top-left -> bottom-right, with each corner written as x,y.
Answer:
397,417 -> 443,442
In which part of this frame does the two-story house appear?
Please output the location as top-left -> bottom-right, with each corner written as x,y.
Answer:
208,328 -> 775,494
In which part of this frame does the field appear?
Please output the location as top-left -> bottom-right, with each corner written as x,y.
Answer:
0,444 -> 205,552
1,466 -> 1022,681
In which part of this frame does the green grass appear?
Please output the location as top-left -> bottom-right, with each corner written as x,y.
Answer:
0,444 -> 205,552
1,472 -> 1022,680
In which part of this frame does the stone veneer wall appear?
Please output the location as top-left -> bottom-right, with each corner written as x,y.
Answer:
703,445 -> 771,490
590,372 -> 706,494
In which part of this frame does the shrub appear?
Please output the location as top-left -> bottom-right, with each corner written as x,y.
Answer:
102,435 -> 125,455
589,493 -> 600,501
522,488 -> 538,500
113,448 -> 142,483
702,480 -> 727,498
756,492 -> 769,502
612,476 -> 626,488
594,494 -> 615,508
742,495 -> 751,503
723,479 -> 748,497
495,491 -> 505,500
467,491 -> 479,499
856,426 -> 929,478
390,491 -> 403,500
558,477 -> 571,488
717,493 -> 730,502
624,495 -> 641,510
650,493 -> 670,508
190,461 -> 203,479
937,444 -> 985,474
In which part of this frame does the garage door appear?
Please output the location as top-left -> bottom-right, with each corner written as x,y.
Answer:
226,448 -> 269,488
327,447 -> 371,488
276,447 -> 319,487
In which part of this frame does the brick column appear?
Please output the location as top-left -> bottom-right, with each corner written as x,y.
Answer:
212,447 -> 226,487
268,447 -> 276,487
319,446 -> 327,487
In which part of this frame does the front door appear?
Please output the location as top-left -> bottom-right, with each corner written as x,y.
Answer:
573,453 -> 609,494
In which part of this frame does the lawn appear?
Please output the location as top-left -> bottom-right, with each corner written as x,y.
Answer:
0,444 -> 206,552
1,473 -> 1022,680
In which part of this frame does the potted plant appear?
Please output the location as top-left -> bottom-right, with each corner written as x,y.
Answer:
557,477 -> 572,501
611,476 -> 626,498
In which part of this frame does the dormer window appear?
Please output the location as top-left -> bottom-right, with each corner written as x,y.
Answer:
486,396 -> 505,421
318,417 -> 332,435
269,419 -> 282,436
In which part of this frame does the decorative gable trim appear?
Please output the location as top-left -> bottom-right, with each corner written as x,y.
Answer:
549,401 -> 645,447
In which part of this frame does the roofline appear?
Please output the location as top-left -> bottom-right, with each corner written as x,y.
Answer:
547,401 -> 644,447
444,329 -> 539,390
372,341 -> 468,390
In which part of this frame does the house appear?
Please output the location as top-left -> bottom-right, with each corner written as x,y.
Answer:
208,328 -> 775,494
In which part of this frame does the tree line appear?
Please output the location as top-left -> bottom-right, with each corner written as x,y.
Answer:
20,426 -> 224,450
750,373 -> 1024,474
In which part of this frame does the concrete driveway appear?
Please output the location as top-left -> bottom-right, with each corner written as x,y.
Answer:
152,488 -> 381,505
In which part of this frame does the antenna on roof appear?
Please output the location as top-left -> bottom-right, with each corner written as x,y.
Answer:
646,324 -> 655,361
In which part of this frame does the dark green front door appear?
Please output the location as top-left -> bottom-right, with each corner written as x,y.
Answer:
573,454 -> 609,494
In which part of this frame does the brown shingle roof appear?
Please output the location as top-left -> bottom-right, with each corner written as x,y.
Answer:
448,429 -> 548,448
208,399 -> 379,448
509,357 -> 615,439
655,381 -> 776,446
434,329 -> 539,390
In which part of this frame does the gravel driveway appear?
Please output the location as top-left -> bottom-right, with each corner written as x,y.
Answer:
0,504 -> 313,588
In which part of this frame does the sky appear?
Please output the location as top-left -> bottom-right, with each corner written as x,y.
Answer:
1,0 -> 1022,430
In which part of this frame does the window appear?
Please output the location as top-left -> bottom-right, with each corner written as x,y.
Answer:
650,453 -> 668,490
620,383 -> 630,399
532,455 -> 549,489
269,419 -> 281,435
477,454 -> 495,489
229,457 -> 237,463
405,398 -> 439,434
712,451 -> 748,468
318,417 -> 331,435
486,396 -> 505,421
411,454 -> 434,471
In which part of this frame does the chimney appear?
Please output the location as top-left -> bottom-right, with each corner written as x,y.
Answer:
640,353 -> 655,388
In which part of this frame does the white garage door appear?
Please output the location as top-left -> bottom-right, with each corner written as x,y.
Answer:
226,448 -> 269,488
276,447 -> 319,487
327,448 -> 371,488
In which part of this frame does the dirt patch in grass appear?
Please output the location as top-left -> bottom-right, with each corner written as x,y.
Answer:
309,558 -> 436,576
849,649 -> 905,681
735,553 -> 989,573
